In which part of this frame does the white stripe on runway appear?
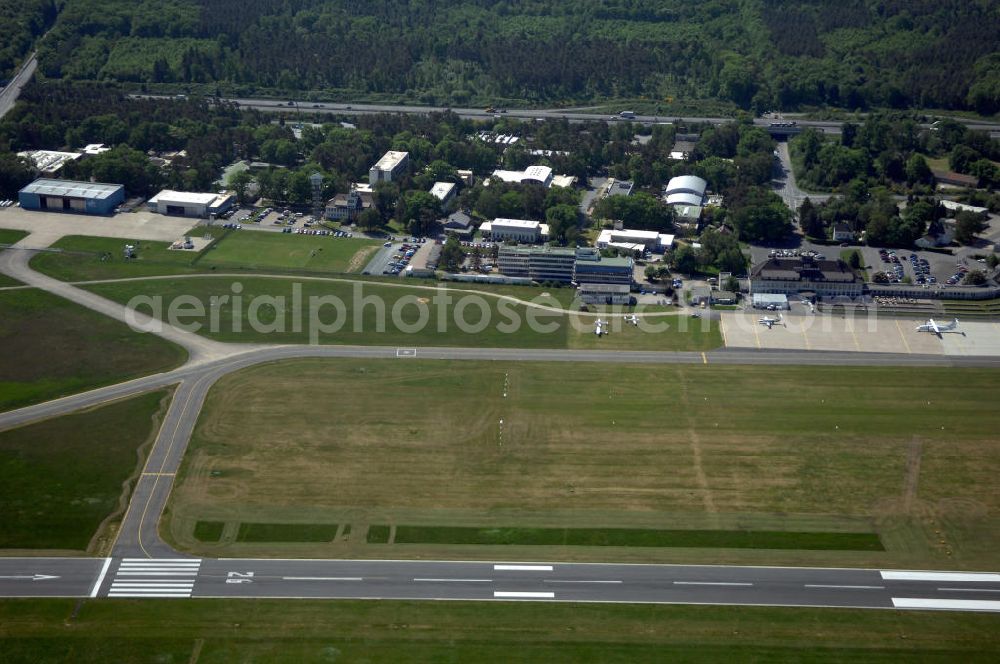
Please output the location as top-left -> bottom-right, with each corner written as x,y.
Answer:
89,558 -> 112,598
281,577 -> 363,582
116,571 -> 199,576
892,598 -> 1000,611
122,558 -> 200,563
544,579 -> 622,584
881,571 -> 1000,582
111,583 -> 194,588
494,565 -> 553,571
108,592 -> 192,597
804,584 -> 885,590
937,587 -> 1000,593
413,578 -> 493,583
494,591 -> 555,598
673,581 -> 752,587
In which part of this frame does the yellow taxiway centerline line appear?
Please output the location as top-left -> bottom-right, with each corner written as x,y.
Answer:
895,318 -> 912,354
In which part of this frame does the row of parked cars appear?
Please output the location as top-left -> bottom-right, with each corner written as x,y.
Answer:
383,243 -> 419,274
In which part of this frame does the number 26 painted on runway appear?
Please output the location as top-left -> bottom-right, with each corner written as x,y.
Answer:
226,571 -> 254,584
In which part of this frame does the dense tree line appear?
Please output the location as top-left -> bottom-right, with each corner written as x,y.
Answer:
28,0 -> 1000,114
0,0 -> 57,80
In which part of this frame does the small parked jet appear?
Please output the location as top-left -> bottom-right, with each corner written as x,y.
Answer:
624,314 -> 639,326
594,319 -> 608,336
758,313 -> 782,329
916,318 -> 960,337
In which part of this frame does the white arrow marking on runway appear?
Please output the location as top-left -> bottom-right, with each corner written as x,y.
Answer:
282,577 -> 363,582
673,581 -> 752,587
0,574 -> 59,581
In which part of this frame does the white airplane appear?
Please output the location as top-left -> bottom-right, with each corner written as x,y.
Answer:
624,314 -> 639,326
916,318 -> 960,337
758,313 -> 782,329
594,319 -> 608,336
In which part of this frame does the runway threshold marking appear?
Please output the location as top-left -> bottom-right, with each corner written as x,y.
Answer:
494,591 -> 555,598
494,564 -> 552,571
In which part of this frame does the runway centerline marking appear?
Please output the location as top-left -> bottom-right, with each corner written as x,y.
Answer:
804,584 -> 884,590
673,581 -> 752,587
413,578 -> 492,583
494,564 -> 553,571
544,579 -> 622,584
281,576 -> 363,582
937,587 -> 1000,593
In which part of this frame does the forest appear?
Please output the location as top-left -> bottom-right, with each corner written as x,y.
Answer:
0,0 -> 58,80
21,0 -> 1000,115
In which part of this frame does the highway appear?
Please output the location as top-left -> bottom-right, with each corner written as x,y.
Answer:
2,240 -> 1000,611
0,53 -> 37,120
130,93 -> 1000,136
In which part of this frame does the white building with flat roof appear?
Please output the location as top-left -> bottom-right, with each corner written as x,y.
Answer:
429,181 -> 456,204
147,190 -> 236,218
596,228 -> 674,253
490,165 -> 554,188
480,218 -> 549,243
369,150 -> 410,185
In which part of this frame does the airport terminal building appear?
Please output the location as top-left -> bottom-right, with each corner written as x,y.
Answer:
750,257 -> 862,299
18,178 -> 124,215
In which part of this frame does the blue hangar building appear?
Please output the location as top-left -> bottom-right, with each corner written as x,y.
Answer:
19,178 -> 125,215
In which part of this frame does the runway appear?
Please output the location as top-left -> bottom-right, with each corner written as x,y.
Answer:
4,555 -> 1000,614
3,238 -> 1000,612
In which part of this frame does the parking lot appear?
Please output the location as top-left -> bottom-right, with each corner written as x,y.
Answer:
363,237 -> 429,275
720,309 -> 1000,356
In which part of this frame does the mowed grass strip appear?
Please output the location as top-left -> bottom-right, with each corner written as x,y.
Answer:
235,522 -> 339,542
85,276 -> 719,351
193,521 -> 225,542
366,525 -> 391,544
0,390 -> 171,551
0,289 -> 187,412
201,231 -> 380,273
382,525 -> 883,550
1,598 -> 999,663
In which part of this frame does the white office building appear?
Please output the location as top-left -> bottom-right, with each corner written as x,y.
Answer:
369,151 -> 410,185
596,228 -> 674,253
147,190 -> 236,218
480,218 -> 550,243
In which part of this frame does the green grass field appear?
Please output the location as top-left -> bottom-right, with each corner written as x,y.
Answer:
201,231 -> 380,273
166,359 -> 1000,569
1,599 -> 998,663
0,229 -> 28,287
236,522 -> 340,543
29,230 -> 379,282
85,276 -> 720,350
0,390 -> 171,552
0,289 -> 187,412
28,233 -> 221,282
